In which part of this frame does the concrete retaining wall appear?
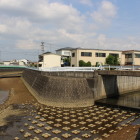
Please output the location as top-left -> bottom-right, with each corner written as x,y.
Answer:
94,74 -> 140,100
0,68 -> 25,72
22,69 -> 94,107
22,69 -> 140,107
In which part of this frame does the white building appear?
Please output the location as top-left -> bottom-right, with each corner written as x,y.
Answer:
18,59 -> 29,65
56,47 -> 73,57
3,61 -> 11,65
56,47 -> 73,66
39,52 -> 61,68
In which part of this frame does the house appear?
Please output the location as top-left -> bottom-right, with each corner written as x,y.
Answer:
3,61 -> 11,65
38,52 -> 61,68
56,47 -> 73,66
71,48 -> 123,67
18,59 -> 29,66
122,50 -> 140,65
56,47 -> 73,57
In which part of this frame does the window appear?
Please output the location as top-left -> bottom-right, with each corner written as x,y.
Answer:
72,53 -> 75,57
125,54 -> 132,58
125,62 -> 133,65
95,53 -> 106,57
81,52 -> 92,57
109,53 -> 119,57
135,53 -> 140,58
64,52 -> 70,56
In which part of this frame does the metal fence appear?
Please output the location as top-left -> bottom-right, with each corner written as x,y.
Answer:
1,64 -> 140,72
38,65 -> 140,72
38,67 -> 100,71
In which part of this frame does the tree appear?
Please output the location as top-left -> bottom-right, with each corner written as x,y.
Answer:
105,55 -> 120,65
79,60 -> 86,67
63,57 -> 71,66
114,55 -> 120,65
86,61 -> 91,66
79,60 -> 91,67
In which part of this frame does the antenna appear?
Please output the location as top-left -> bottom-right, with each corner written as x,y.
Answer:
41,42 -> 45,54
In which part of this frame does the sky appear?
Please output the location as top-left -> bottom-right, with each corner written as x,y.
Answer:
0,0 -> 140,61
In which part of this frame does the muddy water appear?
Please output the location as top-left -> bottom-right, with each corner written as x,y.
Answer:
0,77 -> 37,105
96,91 -> 140,110
0,77 -> 140,140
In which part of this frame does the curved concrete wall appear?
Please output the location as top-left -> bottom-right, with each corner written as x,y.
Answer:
22,69 -> 94,107
22,69 -> 140,107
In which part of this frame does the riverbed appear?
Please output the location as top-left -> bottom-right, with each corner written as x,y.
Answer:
0,77 -> 139,140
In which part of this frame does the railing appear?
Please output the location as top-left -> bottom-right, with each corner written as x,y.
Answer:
38,65 -> 140,72
38,67 -> 101,72
1,64 -> 140,72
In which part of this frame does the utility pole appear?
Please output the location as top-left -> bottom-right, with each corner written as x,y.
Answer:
37,50 -> 39,70
41,42 -> 45,54
41,42 -> 45,68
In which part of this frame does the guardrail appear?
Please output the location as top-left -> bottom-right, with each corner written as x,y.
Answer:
38,67 -> 100,71
38,65 -> 140,72
1,64 -> 140,72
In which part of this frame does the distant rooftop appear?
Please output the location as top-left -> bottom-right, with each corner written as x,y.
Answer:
72,47 -> 123,52
56,47 -> 140,52
122,50 -> 140,53
40,52 -> 61,56
56,47 -> 74,51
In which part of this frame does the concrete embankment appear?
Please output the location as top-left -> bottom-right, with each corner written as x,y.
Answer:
22,69 -> 140,108
95,71 -> 140,100
22,69 -> 94,107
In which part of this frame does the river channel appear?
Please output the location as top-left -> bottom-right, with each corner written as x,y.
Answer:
0,77 -> 139,140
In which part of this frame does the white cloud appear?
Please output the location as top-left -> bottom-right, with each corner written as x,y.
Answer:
92,0 -> 117,25
16,39 -> 38,50
0,0 -> 139,61
0,24 -> 7,33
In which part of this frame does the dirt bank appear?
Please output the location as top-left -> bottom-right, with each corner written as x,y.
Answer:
0,77 -> 37,126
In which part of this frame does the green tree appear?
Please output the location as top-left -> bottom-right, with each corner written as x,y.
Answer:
79,60 -> 91,67
79,60 -> 86,67
114,55 -> 120,65
86,61 -> 91,66
105,55 -> 120,65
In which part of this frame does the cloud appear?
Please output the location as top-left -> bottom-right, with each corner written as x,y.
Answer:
16,39 -> 38,50
0,0 -> 139,61
0,24 -> 7,33
92,0 -> 117,25
0,0 -> 92,50
79,0 -> 93,6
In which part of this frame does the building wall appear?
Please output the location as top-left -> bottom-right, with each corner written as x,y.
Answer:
71,50 -> 78,67
43,54 -> 61,68
122,51 -> 140,65
134,58 -> 140,65
56,50 -> 71,56
3,61 -> 10,65
71,49 -> 123,67
134,51 -> 140,65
